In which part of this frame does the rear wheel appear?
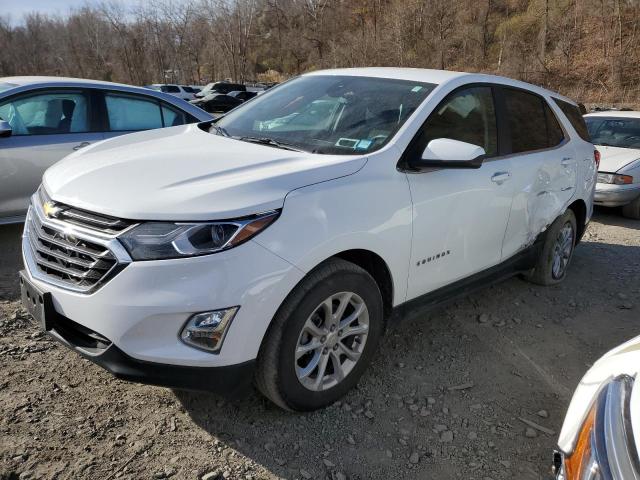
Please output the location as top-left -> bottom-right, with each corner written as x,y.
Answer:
525,209 -> 577,286
255,258 -> 384,411
622,195 -> 640,220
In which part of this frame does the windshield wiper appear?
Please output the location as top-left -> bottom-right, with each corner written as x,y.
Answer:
238,136 -> 308,152
209,123 -> 230,137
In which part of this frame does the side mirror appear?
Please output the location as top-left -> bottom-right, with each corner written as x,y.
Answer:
0,120 -> 12,138
411,138 -> 485,170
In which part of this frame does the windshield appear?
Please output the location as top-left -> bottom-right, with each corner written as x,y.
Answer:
585,116 -> 640,149
215,75 -> 436,154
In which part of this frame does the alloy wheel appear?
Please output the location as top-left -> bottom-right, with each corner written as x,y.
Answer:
551,222 -> 574,279
294,292 -> 369,391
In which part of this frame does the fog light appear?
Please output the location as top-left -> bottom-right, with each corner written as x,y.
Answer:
180,307 -> 239,353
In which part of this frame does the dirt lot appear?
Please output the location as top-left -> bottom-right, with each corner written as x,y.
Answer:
1,208 -> 638,480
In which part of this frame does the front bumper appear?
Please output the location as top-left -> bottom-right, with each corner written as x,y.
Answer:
21,203 -> 305,381
44,307 -> 256,396
594,182 -> 640,207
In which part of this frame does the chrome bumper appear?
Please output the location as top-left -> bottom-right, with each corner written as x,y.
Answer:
594,183 -> 640,207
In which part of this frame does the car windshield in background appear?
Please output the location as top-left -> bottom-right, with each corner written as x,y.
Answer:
0,82 -> 17,93
215,75 -> 436,154
585,116 -> 640,149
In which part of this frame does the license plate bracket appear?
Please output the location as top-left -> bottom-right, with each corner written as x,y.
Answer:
19,271 -> 53,331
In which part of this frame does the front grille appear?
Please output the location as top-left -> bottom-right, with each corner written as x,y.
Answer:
38,188 -> 133,234
25,206 -> 124,292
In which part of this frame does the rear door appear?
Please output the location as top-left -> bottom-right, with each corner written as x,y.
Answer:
498,87 -> 574,259
554,98 -> 597,208
0,89 -> 102,219
98,91 -> 193,140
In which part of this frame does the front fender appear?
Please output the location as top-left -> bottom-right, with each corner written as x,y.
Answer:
253,165 -> 413,306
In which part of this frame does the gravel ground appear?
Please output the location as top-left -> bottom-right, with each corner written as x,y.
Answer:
1,208 -> 638,480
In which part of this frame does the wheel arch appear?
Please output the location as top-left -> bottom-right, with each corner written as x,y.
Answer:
567,199 -> 587,244
332,249 -> 395,319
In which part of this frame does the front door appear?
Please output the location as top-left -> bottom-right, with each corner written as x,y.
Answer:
404,85 -> 514,300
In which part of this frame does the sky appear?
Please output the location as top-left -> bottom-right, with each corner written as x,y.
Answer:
1,0 -> 139,23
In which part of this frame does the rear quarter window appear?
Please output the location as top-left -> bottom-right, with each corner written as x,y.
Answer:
553,98 -> 591,142
544,103 -> 565,147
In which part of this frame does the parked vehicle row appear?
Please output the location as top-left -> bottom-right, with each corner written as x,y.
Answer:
148,81 -> 264,113
145,84 -> 196,101
189,90 -> 260,113
195,81 -> 247,97
16,68 -> 597,412
0,76 -> 213,223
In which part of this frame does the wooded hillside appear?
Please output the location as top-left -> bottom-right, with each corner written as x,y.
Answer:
1,0 -> 639,105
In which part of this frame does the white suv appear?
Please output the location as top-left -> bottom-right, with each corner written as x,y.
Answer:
20,68 -> 597,411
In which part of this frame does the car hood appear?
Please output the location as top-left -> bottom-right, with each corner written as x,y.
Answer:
596,145 -> 640,173
43,124 -> 367,221
558,334 -> 640,455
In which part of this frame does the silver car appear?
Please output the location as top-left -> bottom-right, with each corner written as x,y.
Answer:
0,76 -> 213,224
584,110 -> 640,219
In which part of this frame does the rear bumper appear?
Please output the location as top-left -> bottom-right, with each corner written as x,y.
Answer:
594,183 -> 640,207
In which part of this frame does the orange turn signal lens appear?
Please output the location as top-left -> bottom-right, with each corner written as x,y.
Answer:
564,406 -> 596,479
613,174 -> 633,185
229,211 -> 280,246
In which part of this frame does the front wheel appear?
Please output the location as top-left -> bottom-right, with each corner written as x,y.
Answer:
255,258 -> 384,411
525,209 -> 577,286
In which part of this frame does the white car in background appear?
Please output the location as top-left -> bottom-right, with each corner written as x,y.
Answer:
554,335 -> 640,479
20,68 -> 597,411
146,84 -> 194,101
584,111 -> 640,219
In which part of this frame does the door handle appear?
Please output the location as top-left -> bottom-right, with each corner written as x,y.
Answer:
491,171 -> 511,184
561,157 -> 573,167
73,141 -> 91,151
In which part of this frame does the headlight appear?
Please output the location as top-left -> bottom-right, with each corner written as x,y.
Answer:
597,173 -> 634,185
556,375 -> 639,479
119,210 -> 279,260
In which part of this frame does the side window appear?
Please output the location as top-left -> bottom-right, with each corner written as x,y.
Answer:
420,86 -> 498,156
0,91 -> 89,135
105,93 -> 163,131
553,98 -> 591,142
503,88 -> 548,153
161,103 -> 187,127
544,102 -> 565,147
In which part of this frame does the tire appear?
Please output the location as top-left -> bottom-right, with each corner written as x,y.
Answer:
622,194 -> 640,220
255,258 -> 385,411
525,209 -> 577,286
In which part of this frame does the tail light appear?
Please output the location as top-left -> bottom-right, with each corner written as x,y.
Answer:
594,150 -> 601,169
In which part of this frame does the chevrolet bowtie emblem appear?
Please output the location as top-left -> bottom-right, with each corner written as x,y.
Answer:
43,201 -> 62,218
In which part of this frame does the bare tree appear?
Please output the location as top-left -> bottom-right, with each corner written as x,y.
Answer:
0,0 -> 638,105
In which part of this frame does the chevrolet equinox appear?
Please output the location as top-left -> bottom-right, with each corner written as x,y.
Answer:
20,68 -> 597,411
